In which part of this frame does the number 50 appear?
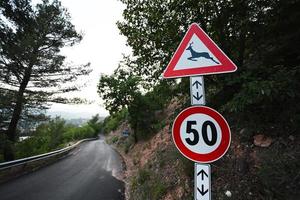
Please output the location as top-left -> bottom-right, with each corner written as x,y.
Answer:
185,120 -> 217,146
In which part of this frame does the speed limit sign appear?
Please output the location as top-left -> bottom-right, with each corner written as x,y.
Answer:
172,106 -> 231,163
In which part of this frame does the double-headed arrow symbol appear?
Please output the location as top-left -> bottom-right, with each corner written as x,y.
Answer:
192,79 -> 203,101
197,169 -> 209,196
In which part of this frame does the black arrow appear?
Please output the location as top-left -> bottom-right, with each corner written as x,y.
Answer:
197,169 -> 208,180
197,185 -> 208,196
193,92 -> 203,101
192,80 -> 202,89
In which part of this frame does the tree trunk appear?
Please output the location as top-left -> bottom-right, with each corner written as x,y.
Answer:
4,66 -> 32,161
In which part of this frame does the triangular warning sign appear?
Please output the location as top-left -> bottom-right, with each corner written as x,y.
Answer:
163,23 -> 237,78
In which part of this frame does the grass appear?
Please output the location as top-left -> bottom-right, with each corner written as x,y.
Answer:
258,137 -> 300,199
7,117 -> 100,161
130,168 -> 167,200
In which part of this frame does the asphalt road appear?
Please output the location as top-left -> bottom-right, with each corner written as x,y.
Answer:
0,136 -> 125,200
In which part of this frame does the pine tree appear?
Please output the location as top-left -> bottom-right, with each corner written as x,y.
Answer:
0,0 -> 91,160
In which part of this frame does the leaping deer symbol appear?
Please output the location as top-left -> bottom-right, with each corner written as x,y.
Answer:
186,42 -> 219,64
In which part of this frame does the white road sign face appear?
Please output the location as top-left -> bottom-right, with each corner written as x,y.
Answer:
180,113 -> 222,154
195,163 -> 211,200
172,106 -> 231,163
174,34 -> 220,71
190,76 -> 205,105
162,23 -> 237,78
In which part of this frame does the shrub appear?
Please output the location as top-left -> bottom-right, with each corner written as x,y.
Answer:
109,135 -> 119,144
102,108 -> 128,134
123,136 -> 135,154
87,114 -> 102,134
15,136 -> 50,158
137,169 -> 150,184
14,117 -> 98,159
130,168 -> 168,200
151,181 -> 167,200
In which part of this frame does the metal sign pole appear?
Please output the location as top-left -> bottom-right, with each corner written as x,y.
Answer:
190,76 -> 205,105
190,76 -> 211,200
195,163 -> 211,200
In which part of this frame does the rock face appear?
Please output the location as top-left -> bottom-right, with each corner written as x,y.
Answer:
107,98 -> 194,200
106,98 -> 300,200
253,134 -> 272,147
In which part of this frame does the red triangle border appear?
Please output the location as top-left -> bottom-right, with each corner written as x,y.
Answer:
163,23 -> 237,78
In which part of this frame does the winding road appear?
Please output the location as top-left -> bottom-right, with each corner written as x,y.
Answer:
0,136 -> 125,200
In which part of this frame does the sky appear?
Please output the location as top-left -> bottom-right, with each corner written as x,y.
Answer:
40,0 -> 131,119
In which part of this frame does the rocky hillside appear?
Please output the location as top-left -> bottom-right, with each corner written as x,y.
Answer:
106,98 -> 299,200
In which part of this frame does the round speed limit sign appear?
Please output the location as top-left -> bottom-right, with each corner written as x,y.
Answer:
172,106 -> 231,163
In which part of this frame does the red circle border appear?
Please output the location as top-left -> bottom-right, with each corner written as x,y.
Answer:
172,106 -> 231,163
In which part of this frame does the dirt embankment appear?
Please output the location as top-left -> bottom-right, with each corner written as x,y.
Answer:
107,99 -> 193,200
107,99 -> 300,200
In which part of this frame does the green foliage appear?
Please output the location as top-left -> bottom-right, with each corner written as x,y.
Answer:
0,0 -> 91,160
102,109 -> 128,134
123,135 -> 135,154
128,84 -> 173,141
62,124 -> 96,143
128,93 -> 157,141
98,54 -> 174,142
0,0 -> 90,96
128,145 -> 194,200
110,134 -> 135,154
99,0 -> 300,144
98,66 -> 174,142
87,114 -> 102,134
0,133 -> 9,162
114,0 -> 300,136
152,119 -> 166,133
130,169 -> 167,200
37,117 -> 66,150
14,117 -> 98,159
98,63 -> 140,114
137,169 -> 151,184
108,135 -> 119,144
96,1 -> 300,199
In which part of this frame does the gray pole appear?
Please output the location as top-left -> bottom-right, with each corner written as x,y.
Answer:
190,76 -> 211,200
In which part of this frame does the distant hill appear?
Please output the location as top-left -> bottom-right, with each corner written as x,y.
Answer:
47,111 -> 98,119
65,118 -> 89,126
57,117 -> 104,126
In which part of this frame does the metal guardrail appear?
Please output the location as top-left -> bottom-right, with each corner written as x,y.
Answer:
0,137 -> 98,171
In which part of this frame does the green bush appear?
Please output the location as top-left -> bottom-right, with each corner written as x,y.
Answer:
111,135 -> 119,144
102,108 -> 128,134
14,117 -> 98,159
87,114 -> 102,134
151,181 -> 167,200
137,169 -> 150,184
123,136 -> 135,154
130,168 -> 167,200
15,135 -> 50,158
0,133 -> 8,162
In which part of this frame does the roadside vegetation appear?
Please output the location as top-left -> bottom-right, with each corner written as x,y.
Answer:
0,0 -> 91,161
0,0 -> 299,199
0,115 -> 101,162
99,0 -> 300,199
